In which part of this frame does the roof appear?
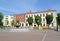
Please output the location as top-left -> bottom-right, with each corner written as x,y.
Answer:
26,9 -> 56,14
14,9 -> 56,15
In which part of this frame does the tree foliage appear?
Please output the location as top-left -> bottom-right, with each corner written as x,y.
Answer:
46,15 -> 53,27
16,20 -> 20,25
11,20 -> 15,26
57,13 -> 60,25
35,15 -> 41,26
27,17 -> 33,25
0,12 -> 3,28
6,20 -> 9,25
0,12 -> 3,20
0,21 -> 3,26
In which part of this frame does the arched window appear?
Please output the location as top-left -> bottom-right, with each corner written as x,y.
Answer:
26,23 -> 28,26
22,24 -> 24,27
43,24 -> 45,26
51,13 -> 53,15
43,14 -> 45,17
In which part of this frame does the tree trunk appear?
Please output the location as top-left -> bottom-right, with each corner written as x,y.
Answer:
38,24 -> 39,29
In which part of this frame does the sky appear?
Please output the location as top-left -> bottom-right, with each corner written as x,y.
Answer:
0,0 -> 60,15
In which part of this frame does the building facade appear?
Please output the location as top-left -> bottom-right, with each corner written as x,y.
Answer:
3,9 -> 57,29
3,15 -> 14,27
14,14 -> 26,27
25,10 -> 57,29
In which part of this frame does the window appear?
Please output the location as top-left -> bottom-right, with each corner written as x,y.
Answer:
40,14 -> 42,16
26,19 -> 28,22
28,15 -> 30,17
30,15 -> 33,17
6,16 -> 8,17
40,24 -> 42,26
46,13 -> 48,16
43,18 -> 45,21
26,15 -> 28,18
26,23 -> 28,26
51,13 -> 53,15
6,18 -> 8,19
43,24 -> 45,26
43,14 -> 45,17
52,23 -> 53,27
11,17 -> 13,19
20,23 -> 21,26
31,15 -> 33,17
11,17 -> 13,18
34,15 -> 36,17
34,25 -> 36,27
22,24 -> 24,26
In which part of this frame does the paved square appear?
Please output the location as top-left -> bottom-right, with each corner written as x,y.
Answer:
0,30 -> 60,41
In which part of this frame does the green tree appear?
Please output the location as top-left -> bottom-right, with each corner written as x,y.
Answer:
15,20 -> 20,28
0,12 -> 3,20
27,17 -> 33,26
35,15 -> 41,26
6,20 -> 9,25
46,15 -> 53,28
0,21 -> 3,26
16,20 -> 20,25
0,12 -> 3,28
57,13 -> 60,29
11,20 -> 15,27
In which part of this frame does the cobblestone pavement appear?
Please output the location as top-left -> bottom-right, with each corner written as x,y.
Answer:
0,29 -> 60,41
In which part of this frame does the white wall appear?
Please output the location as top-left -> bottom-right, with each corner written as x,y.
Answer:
25,11 -> 57,29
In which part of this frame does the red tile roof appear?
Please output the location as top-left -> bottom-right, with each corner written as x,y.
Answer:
26,10 -> 32,14
26,9 -> 56,14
